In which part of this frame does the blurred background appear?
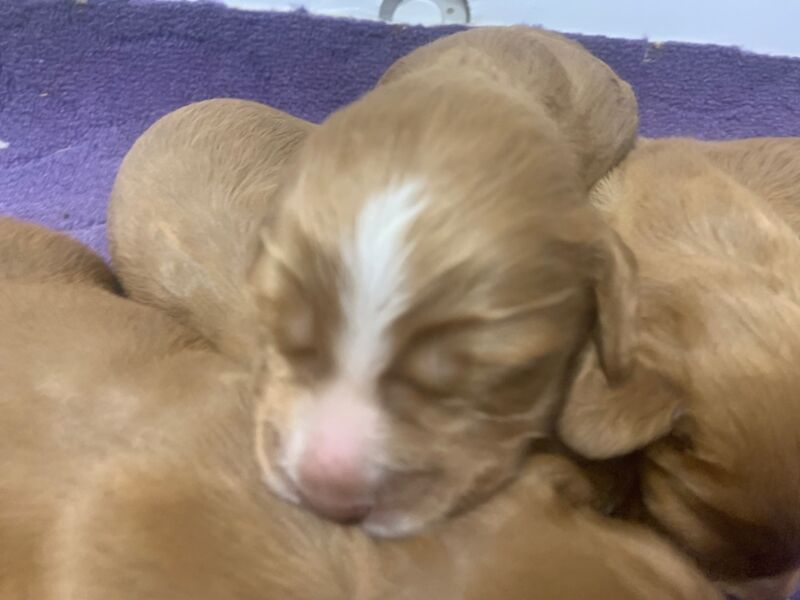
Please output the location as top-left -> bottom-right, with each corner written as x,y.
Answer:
196,0 -> 800,57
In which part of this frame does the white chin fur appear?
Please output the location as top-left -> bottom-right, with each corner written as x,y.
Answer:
262,469 -> 302,506
362,512 -> 427,539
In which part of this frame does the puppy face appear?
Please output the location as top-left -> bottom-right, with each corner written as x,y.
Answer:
251,80 -> 636,537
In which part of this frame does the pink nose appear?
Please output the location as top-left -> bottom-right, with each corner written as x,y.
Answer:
295,444 -> 375,524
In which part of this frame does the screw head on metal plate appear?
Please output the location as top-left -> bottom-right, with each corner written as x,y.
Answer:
379,0 -> 470,25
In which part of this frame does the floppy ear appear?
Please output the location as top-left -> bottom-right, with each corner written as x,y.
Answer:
592,229 -> 638,384
558,344 -> 684,460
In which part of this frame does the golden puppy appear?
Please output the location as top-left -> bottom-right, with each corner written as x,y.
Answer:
250,26 -> 639,536
0,228 -> 719,600
109,27 -> 640,536
109,99 -> 312,366
0,219 -> 204,598
559,138 -> 800,600
0,216 -> 120,292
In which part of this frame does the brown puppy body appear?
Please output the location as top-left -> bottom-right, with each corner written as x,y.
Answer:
560,138 -> 800,599
0,219 -> 205,598
0,217 -> 120,292
45,453 -> 720,600
0,224 -> 719,599
249,26 -> 639,535
109,99 -> 312,366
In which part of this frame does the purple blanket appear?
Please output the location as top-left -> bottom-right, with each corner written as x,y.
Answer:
1,0 -> 800,255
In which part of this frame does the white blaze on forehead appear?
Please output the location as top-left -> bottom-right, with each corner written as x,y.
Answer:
277,181 -> 425,495
337,179 -> 426,382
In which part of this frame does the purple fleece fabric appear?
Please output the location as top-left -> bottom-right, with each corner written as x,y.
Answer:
1,0 -> 800,255
1,2 -> 799,597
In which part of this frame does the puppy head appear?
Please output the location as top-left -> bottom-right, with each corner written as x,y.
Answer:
250,84 -> 637,537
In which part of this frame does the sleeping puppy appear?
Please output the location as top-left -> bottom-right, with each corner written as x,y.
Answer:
0,227 -> 719,600
109,27 -> 640,537
559,138 -> 800,600
0,216 -> 120,292
109,99 -> 312,366
250,26 -> 639,536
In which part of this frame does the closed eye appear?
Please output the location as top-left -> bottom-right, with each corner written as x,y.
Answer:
381,371 -> 449,401
281,346 -> 328,385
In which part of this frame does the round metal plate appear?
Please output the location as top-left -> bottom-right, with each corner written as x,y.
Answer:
379,0 -> 470,25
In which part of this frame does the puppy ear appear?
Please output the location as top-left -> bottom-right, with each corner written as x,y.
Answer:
592,230 -> 638,384
559,344 -> 684,460
246,231 -> 285,303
